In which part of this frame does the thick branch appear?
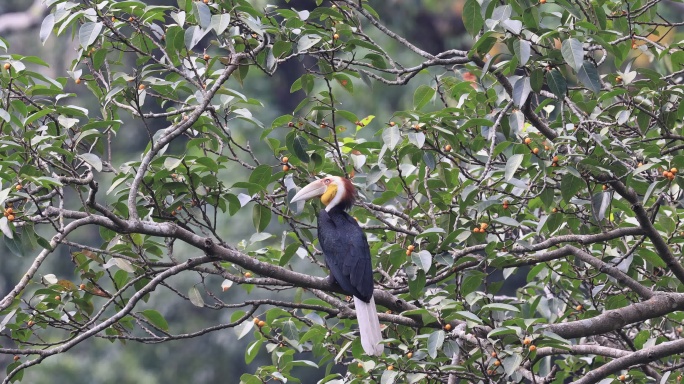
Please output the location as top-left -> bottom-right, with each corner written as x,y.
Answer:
572,338 -> 684,384
510,227 -> 645,253
547,293 -> 684,339
36,207 -> 419,315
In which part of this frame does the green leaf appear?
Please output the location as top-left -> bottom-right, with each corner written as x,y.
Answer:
577,61 -> 601,93
141,309 -> 169,331
546,69 -> 567,99
293,135 -> 310,163
0,188 -> 11,209
412,250 -> 432,271
252,204 -> 271,232
472,33 -> 497,55
494,216 -> 520,227
462,118 -> 494,129
503,353 -> 523,376
297,35 -> 321,52
163,156 -> 183,171
487,326 -> 519,338
461,270 -> 484,296
463,0 -> 484,36
561,38 -> 584,71
0,217 -> 13,239
560,174 -> 583,204
184,26 -> 203,50
408,269 -> 426,299
272,41 -> 292,58
480,303 -> 520,312
234,317 -> 254,340
505,154 -> 523,181
382,126 -> 401,150
427,330 -> 445,359
672,51 -> 684,71
79,22 -> 103,48
380,370 -> 398,384
193,1 -> 212,28
245,339 -> 263,364
210,14 -> 230,34
419,227 -> 446,236
195,157 -> 218,172
593,3 -> 606,29
530,68 -> 544,92
513,77 -> 531,107
249,165 -> 272,188
407,131 -> 425,148
515,39 -> 531,66
240,373 -> 261,384
40,14 -> 55,45
423,151 -> 436,170
188,286 -> 205,307
413,85 -> 435,110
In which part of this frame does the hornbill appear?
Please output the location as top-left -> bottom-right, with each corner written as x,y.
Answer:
291,176 -> 383,356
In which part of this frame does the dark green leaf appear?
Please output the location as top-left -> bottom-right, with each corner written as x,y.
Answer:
463,0 -> 484,37
577,61 -> 601,93
293,135 -> 310,163
141,309 -> 169,331
252,204 -> 271,232
560,174 -> 583,204
427,330 -> 445,359
561,38 -> 584,71
413,85 -> 435,110
546,69 -> 567,99
249,165 -> 272,188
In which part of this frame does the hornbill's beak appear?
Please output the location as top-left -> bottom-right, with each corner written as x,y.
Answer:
290,179 -> 327,203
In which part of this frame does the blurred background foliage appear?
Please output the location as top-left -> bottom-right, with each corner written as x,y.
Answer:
0,0 -> 470,382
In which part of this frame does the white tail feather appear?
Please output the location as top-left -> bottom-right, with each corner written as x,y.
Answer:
354,296 -> 383,356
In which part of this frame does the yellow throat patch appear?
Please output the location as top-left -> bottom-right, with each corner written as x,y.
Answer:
320,183 -> 338,206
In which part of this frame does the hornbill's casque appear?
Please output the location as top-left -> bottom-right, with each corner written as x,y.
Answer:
291,176 -> 383,356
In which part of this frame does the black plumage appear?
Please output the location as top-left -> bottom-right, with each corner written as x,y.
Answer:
317,205 -> 374,302
290,176 -> 383,355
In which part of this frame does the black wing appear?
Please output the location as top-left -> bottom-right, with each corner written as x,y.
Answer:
318,209 -> 374,302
